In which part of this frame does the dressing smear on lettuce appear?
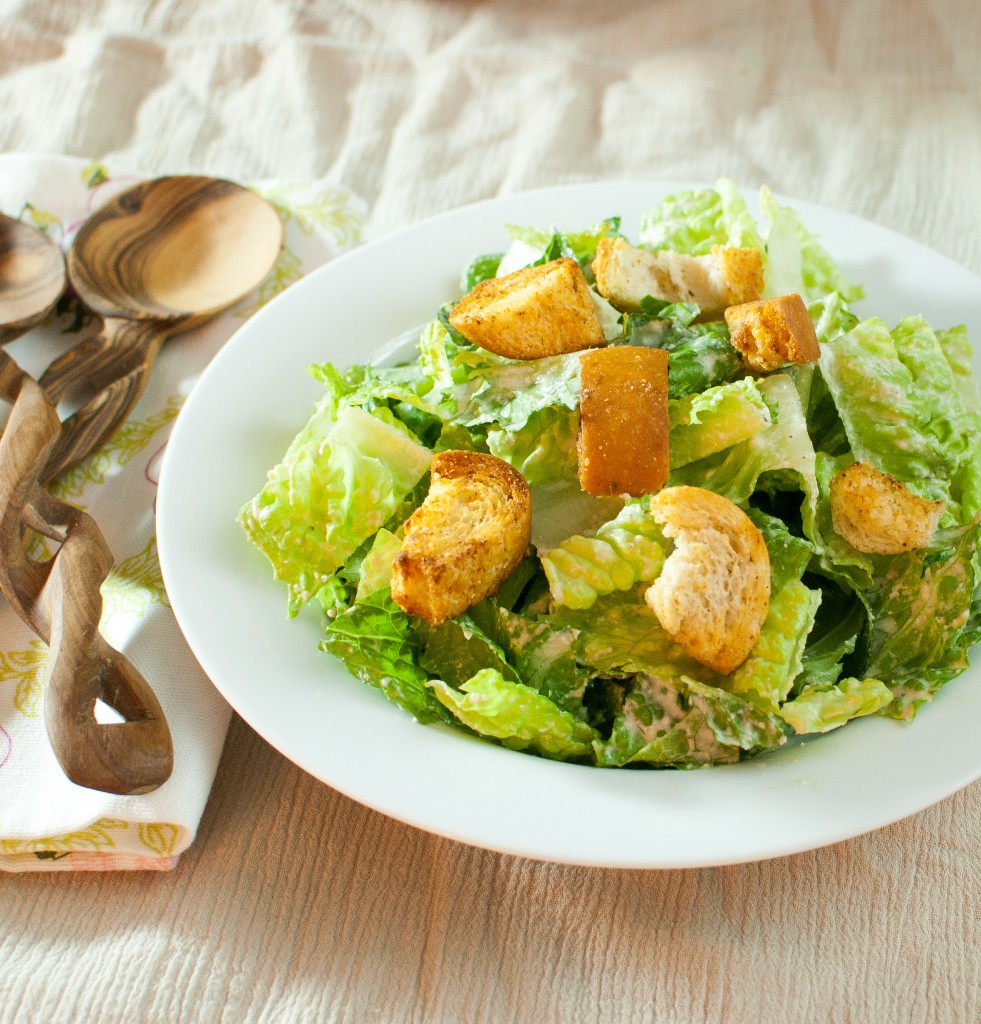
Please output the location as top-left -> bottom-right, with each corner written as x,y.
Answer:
239,180 -> 981,769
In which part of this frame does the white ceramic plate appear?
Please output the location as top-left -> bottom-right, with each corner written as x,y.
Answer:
157,181 -> 981,868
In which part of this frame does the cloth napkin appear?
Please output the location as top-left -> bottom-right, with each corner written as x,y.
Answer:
0,152 -> 366,871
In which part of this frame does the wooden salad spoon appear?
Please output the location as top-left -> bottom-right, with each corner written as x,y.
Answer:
0,211 -> 171,794
0,211 -> 66,344
0,179 -> 281,795
39,175 -> 284,480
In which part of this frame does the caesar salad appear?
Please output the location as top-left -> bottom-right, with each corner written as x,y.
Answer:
238,180 -> 981,769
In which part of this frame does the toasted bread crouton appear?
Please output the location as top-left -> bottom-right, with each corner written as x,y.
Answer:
830,461 -> 945,554
390,450 -> 532,625
644,486 -> 770,675
577,346 -> 670,497
447,257 -> 606,360
591,237 -> 764,318
724,292 -> 820,372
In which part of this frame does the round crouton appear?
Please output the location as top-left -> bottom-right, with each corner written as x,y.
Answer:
830,461 -> 945,554
644,486 -> 771,675
391,450 -> 532,625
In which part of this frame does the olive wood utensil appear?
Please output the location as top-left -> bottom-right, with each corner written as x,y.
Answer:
0,214 -> 170,793
0,351 -> 173,793
0,179 -> 282,794
40,175 -> 284,480
0,211 -> 66,344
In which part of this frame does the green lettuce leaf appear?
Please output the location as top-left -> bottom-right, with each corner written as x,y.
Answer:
428,669 -> 600,761
413,613 -> 521,690
595,674 -> 786,768
778,677 -> 893,734
239,403 -> 432,612
354,528 -> 401,601
670,374 -> 820,538
639,179 -> 765,255
496,609 -> 591,719
669,377 -> 773,469
486,405 -> 580,486
541,503 -> 667,610
622,298 -> 744,398
818,315 -> 981,517
759,186 -> 863,303
863,519 -> 981,720
321,589 -> 455,725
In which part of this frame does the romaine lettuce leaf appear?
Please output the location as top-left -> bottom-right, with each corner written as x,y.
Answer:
639,179 -> 765,255
863,518 -> 981,720
622,297 -> 744,398
728,581 -> 821,708
669,378 -> 773,469
239,403 -> 432,612
594,674 -> 786,768
496,610 -> 591,719
355,528 -> 401,601
670,374 -> 820,538
321,589 -> 455,725
486,405 -> 579,486
759,186 -> 863,303
778,677 -> 893,734
541,503 -> 666,610
427,669 -> 600,761
818,315 -> 981,517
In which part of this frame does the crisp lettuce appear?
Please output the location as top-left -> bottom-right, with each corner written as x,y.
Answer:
428,669 -> 600,761
759,186 -> 864,303
239,403 -> 432,613
779,677 -> 893,734
486,406 -> 579,486
320,589 -> 454,725
595,674 -> 786,768
244,188 -> 981,772
670,374 -> 820,538
818,315 -> 980,515
541,503 -> 667,610
669,378 -> 773,469
639,179 -> 765,255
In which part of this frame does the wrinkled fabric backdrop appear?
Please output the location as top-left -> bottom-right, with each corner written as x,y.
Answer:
2,1 -> 980,1022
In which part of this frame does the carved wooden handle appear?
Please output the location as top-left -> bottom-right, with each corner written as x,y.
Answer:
38,317 -> 174,482
0,349 -> 173,794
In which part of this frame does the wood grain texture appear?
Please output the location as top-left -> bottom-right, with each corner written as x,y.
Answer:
0,352 -> 173,793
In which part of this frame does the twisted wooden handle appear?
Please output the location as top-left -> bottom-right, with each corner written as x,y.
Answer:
39,316 -> 174,482
0,349 -> 173,794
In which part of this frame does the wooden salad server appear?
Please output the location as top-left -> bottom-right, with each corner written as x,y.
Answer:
40,175 -> 284,480
0,211 -> 66,344
0,212 -> 171,793
0,357 -> 175,794
0,179 -> 282,794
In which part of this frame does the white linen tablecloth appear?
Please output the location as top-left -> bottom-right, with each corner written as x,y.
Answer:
1,1 -> 979,1021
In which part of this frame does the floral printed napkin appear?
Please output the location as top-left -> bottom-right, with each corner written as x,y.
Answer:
0,153 -> 366,871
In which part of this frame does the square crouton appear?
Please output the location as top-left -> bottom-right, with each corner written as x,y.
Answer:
578,346 -> 670,497
448,256 -> 606,360
724,292 -> 820,372
591,238 -> 764,318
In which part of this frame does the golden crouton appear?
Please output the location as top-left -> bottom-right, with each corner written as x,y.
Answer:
829,461 -> 945,554
591,237 -> 764,318
644,486 -> 770,675
577,346 -> 670,497
447,257 -> 606,360
390,450 -> 532,625
724,292 -> 820,372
